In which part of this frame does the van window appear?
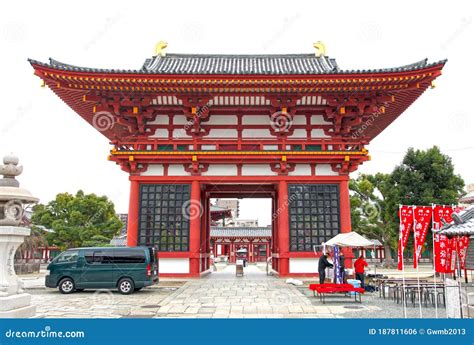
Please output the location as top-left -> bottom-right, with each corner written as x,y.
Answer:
111,249 -> 146,264
84,250 -> 111,264
56,250 -> 79,263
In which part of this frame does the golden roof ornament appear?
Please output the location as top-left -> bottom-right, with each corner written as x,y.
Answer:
313,41 -> 326,57
154,41 -> 168,57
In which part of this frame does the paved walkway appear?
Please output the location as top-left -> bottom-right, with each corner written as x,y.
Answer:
153,264 -> 371,318
23,264 -> 385,318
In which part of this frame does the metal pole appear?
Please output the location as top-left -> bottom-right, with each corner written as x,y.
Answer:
400,204 -> 407,318
432,203 -> 439,319
413,205 -> 423,318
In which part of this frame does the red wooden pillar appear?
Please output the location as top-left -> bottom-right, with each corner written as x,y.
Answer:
189,180 -> 201,276
340,178 -> 354,268
127,180 -> 140,247
272,191 -> 278,271
277,180 -> 290,276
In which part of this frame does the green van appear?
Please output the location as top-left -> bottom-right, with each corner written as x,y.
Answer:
45,247 -> 159,294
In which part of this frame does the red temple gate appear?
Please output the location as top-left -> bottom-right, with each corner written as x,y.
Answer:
30,44 -> 445,277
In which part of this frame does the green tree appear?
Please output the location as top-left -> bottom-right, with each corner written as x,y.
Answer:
350,173 -> 396,265
350,146 -> 465,266
387,146 -> 464,207
31,190 -> 122,250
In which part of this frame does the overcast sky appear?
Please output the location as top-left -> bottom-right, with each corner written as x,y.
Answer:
1,0 -> 473,227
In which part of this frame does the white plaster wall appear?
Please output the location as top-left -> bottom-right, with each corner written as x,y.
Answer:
159,258 -> 190,274
242,115 -> 270,124
311,115 -> 331,125
168,165 -> 189,176
172,129 -> 192,139
311,128 -> 330,138
242,129 -> 272,138
148,115 -> 169,125
316,164 -> 338,176
141,164 -> 164,176
208,129 -> 238,138
242,165 -> 277,176
202,165 -> 238,176
206,115 -> 237,125
292,115 -> 307,125
288,164 -> 312,176
172,115 -> 189,125
289,258 -> 319,273
201,144 -> 216,150
149,129 -> 168,138
290,129 -> 307,138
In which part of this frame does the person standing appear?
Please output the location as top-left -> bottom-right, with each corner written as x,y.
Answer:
318,252 -> 334,284
354,254 -> 368,289
339,254 -> 345,283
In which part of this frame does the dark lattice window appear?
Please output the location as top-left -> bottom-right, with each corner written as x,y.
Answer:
138,184 -> 190,251
288,184 -> 340,252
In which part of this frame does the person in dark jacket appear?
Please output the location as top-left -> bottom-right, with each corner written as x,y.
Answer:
318,252 -> 333,284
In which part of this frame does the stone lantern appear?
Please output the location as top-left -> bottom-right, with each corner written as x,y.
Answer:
0,154 -> 39,318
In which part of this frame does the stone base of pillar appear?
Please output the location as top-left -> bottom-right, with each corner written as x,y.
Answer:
0,293 -> 36,318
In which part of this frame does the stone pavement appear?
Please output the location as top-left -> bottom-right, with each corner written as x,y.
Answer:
24,264 -> 396,318
152,265 -> 378,318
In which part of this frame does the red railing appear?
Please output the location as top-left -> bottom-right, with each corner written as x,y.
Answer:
112,139 -> 365,152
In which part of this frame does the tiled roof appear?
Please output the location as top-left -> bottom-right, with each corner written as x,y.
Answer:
437,207 -> 474,237
28,55 -> 445,75
211,226 -> 271,238
437,218 -> 474,237
110,235 -> 127,246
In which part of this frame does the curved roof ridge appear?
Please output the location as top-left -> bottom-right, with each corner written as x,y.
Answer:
28,55 -> 446,75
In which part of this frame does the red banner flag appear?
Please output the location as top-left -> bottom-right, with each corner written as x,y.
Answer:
413,206 -> 433,268
432,205 -> 454,273
457,236 -> 470,269
397,205 -> 413,270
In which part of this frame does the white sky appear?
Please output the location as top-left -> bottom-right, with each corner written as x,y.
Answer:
1,0 -> 473,227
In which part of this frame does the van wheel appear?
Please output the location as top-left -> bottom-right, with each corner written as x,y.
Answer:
58,278 -> 75,294
118,278 -> 134,295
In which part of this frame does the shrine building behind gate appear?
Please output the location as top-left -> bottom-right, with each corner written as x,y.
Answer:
30,44 -> 445,277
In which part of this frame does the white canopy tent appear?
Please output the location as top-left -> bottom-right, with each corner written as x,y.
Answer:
322,232 -> 375,248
